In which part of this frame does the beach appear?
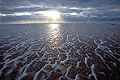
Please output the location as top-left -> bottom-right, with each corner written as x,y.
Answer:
0,23 -> 120,80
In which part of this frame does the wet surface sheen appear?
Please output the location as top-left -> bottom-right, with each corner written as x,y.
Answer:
0,23 -> 120,80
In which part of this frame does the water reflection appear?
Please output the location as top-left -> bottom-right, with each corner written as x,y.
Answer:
47,24 -> 62,48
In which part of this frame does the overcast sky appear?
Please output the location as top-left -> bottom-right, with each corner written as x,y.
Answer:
0,0 -> 120,23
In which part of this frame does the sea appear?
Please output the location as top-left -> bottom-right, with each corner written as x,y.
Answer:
0,23 -> 120,80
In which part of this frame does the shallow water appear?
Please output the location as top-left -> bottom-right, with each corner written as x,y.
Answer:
0,23 -> 120,80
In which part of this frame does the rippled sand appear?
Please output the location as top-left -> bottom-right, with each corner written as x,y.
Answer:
0,23 -> 120,80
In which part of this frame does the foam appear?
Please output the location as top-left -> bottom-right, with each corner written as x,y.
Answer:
89,64 -> 98,80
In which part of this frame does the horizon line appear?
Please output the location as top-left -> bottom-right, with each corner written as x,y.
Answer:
0,21 -> 120,24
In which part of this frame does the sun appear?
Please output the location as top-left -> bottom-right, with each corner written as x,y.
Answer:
43,10 -> 61,21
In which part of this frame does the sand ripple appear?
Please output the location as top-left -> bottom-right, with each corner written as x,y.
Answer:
0,23 -> 120,80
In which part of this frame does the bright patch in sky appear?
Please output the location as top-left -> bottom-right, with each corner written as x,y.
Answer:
43,11 -> 61,20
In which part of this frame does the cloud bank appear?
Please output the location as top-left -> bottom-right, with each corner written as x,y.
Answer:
0,0 -> 120,23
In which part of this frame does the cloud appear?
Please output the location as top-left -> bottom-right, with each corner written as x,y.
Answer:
0,0 -> 120,23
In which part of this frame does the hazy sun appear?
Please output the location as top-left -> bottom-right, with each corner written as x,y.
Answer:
43,10 -> 61,20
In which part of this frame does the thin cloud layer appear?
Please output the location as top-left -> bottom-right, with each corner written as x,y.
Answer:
0,0 -> 120,23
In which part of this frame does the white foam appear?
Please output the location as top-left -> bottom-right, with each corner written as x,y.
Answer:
76,49 -> 82,57
85,57 -> 89,68
65,65 -> 73,80
60,52 -> 69,64
76,62 -> 81,68
89,64 -> 98,80
96,53 -> 105,64
18,58 -> 37,80
40,52 -> 46,61
52,60 -> 65,74
75,74 -> 80,80
33,64 -> 51,80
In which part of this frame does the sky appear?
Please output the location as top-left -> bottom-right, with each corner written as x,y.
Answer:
0,0 -> 120,23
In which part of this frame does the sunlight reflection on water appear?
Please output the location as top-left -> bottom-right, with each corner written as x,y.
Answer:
47,24 -> 62,48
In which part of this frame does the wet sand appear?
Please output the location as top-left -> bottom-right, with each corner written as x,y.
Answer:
0,23 -> 120,80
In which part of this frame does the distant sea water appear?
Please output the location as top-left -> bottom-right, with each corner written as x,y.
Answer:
0,23 -> 120,80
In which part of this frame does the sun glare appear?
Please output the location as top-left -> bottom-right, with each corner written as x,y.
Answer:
43,10 -> 61,21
